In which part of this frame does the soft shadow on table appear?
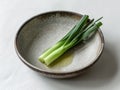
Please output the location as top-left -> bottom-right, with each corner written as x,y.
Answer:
35,44 -> 118,89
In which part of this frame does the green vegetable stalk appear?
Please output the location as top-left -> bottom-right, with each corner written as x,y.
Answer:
38,15 -> 103,66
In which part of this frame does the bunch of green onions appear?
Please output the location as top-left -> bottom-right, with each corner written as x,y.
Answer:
38,15 -> 103,66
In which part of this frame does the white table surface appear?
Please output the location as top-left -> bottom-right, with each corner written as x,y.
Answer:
0,0 -> 120,90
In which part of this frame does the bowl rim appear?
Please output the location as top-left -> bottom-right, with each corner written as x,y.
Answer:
14,10 -> 104,75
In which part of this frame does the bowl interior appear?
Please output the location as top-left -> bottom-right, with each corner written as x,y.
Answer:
16,12 -> 103,73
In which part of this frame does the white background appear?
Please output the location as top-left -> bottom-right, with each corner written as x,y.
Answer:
0,0 -> 120,90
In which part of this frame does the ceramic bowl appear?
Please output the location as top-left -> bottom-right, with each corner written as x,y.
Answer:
15,11 -> 104,78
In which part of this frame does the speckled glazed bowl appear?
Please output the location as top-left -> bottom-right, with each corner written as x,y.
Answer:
15,11 -> 104,78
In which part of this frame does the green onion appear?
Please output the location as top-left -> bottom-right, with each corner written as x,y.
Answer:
38,15 -> 103,66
